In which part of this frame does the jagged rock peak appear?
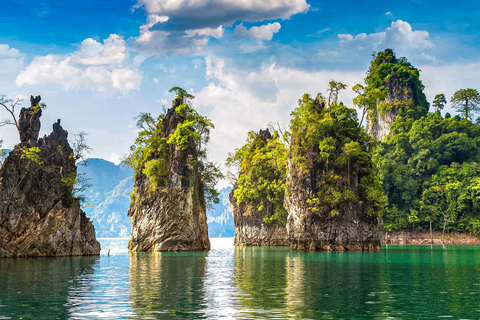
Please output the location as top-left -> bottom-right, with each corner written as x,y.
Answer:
259,128 -> 272,143
0,96 -> 100,257
19,95 -> 42,146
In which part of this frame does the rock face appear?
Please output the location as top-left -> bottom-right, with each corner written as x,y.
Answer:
128,104 -> 210,252
230,188 -> 288,246
285,162 -> 381,251
0,96 -> 100,257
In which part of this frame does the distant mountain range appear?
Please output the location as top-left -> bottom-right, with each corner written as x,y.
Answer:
78,158 -> 234,238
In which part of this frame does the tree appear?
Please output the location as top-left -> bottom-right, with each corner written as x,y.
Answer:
0,95 -> 46,135
432,93 -> 447,113
326,80 -> 347,114
0,96 -> 22,133
352,84 -> 385,127
72,131 -> 93,165
451,88 -> 480,120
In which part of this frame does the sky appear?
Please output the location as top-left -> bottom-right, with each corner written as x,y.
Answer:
1,0 -> 480,180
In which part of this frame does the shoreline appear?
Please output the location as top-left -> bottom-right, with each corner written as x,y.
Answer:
382,230 -> 480,245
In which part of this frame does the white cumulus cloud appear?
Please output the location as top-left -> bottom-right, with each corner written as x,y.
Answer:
0,44 -> 25,76
16,34 -> 141,94
132,0 -> 308,58
194,57 -> 364,172
234,22 -> 281,40
338,20 -> 435,60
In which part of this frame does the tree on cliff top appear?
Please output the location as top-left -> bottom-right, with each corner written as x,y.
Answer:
451,88 -> 480,121
289,90 -> 386,218
125,87 -> 222,206
226,129 -> 288,225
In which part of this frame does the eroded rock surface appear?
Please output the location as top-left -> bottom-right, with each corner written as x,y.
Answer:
0,96 -> 100,257
128,104 -> 210,252
230,187 -> 288,246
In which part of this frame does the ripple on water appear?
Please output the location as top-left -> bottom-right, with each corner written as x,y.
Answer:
2,240 -> 480,318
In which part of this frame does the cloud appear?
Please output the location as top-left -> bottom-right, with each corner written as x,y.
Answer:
338,20 -> 435,60
16,34 -> 141,94
194,57 -> 364,172
419,61 -> 480,114
234,22 -> 281,40
135,0 -> 309,30
0,44 -> 25,76
132,0 -> 308,58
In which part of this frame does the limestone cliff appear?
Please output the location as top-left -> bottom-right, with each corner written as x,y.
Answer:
229,129 -> 288,246
0,96 -> 100,257
285,95 -> 383,251
230,187 -> 288,246
365,49 -> 429,141
127,91 -> 210,252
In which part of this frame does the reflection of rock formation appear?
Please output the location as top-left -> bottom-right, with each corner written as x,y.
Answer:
0,256 -> 96,318
233,246 -> 289,316
129,252 -> 207,317
285,255 -> 305,316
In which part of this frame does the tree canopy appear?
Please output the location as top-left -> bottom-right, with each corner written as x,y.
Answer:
227,129 -> 288,224
125,87 -> 221,205
451,88 -> 480,121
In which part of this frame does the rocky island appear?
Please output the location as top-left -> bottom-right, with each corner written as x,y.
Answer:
126,88 -> 220,252
285,92 -> 385,251
0,96 -> 100,257
228,129 -> 289,246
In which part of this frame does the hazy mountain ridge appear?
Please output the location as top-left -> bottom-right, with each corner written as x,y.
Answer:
79,158 -> 234,238
207,187 -> 234,238
78,159 -> 133,238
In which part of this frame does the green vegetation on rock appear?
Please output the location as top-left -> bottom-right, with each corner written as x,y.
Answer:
289,92 -> 386,218
227,129 -> 288,225
125,87 -> 221,205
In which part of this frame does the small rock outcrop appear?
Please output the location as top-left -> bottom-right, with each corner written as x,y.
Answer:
0,96 -> 100,257
127,90 -> 210,252
285,94 -> 383,251
229,129 -> 289,246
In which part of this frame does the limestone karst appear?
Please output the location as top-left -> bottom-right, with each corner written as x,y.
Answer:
0,96 -> 100,257
127,88 -> 216,252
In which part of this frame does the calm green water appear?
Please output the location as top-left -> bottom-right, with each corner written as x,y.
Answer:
1,239 -> 480,319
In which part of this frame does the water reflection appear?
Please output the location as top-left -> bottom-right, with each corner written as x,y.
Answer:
129,251 -> 207,318
3,240 -> 480,319
0,256 -> 97,319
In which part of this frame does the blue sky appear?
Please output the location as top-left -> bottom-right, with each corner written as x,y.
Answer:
1,0 -> 480,174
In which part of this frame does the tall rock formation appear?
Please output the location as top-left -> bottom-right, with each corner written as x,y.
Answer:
365,49 -> 429,140
285,94 -> 384,251
127,89 -> 212,252
228,129 -> 289,246
0,96 -> 100,257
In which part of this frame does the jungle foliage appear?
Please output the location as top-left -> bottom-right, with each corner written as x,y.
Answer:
125,87 -> 222,205
365,50 -> 480,234
289,92 -> 386,218
226,130 -> 288,225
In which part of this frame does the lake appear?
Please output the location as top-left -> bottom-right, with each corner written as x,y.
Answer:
1,238 -> 480,319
